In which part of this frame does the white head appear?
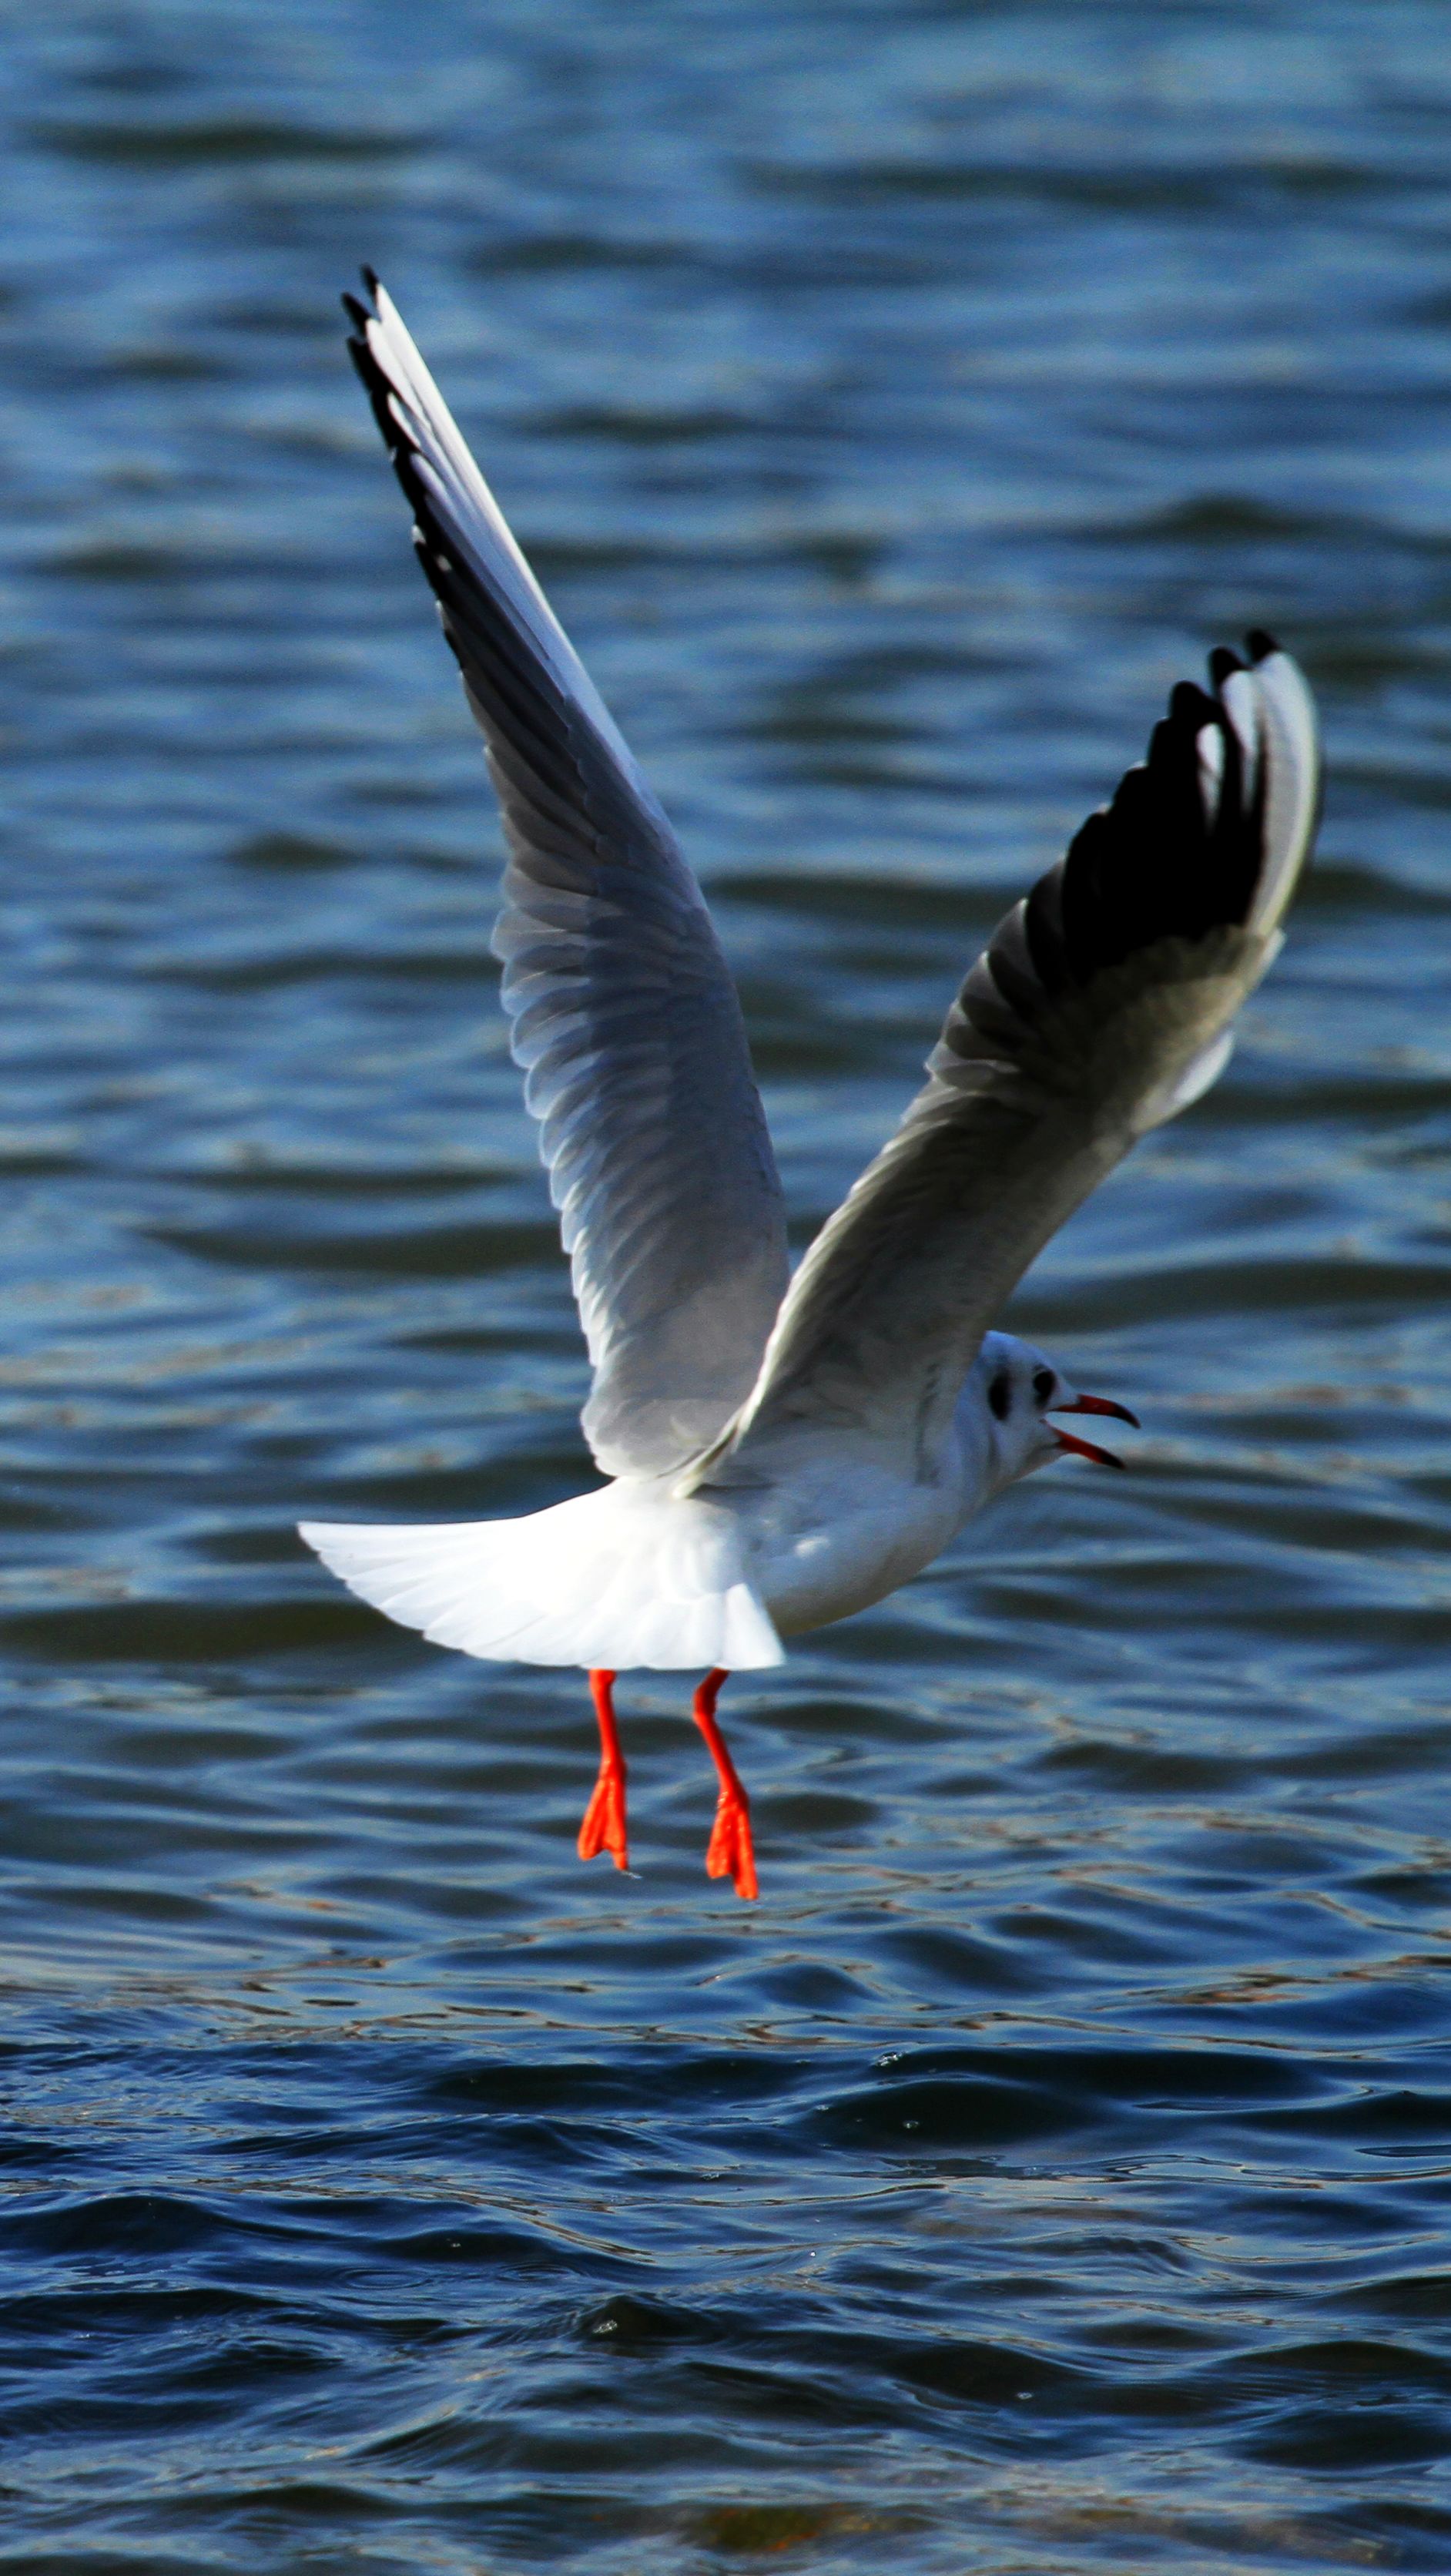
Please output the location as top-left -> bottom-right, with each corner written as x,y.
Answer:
967,1330 -> 1139,1497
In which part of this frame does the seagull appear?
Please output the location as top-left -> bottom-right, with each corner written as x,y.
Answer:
301,271 -> 1321,1901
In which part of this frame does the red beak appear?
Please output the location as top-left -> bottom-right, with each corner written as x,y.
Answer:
1049,1390 -> 1139,1471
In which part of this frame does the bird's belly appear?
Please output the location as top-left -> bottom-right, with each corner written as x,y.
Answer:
749,1475 -> 966,1638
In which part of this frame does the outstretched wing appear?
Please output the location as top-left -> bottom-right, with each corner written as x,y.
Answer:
344,273 -> 789,1481
702,637 -> 1319,1481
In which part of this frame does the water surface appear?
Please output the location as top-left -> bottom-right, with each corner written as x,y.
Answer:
4,3 -> 1451,2568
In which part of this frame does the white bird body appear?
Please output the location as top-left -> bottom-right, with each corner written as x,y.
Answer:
306,1332 -> 1058,1671
309,1422 -> 960,1672
301,272 -> 1322,1893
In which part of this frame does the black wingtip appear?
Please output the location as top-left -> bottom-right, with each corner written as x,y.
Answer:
341,290 -> 370,333
1245,628 -> 1279,662
1208,645 -> 1245,690
360,263 -> 381,299
1170,679 -> 1217,726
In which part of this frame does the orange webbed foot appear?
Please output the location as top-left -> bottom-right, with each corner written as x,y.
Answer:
692,1667 -> 759,1901
579,1669 -> 628,1872
705,1785 -> 758,1901
578,1761 -> 628,1870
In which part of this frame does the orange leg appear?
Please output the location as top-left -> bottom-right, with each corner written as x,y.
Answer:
578,1668 -> 628,1871
692,1668 -> 758,1901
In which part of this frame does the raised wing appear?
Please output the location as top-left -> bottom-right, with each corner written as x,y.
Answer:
345,273 -> 788,1480
701,637 -> 1319,1481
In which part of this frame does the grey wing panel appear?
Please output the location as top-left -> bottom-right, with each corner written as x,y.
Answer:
710,639 -> 1319,1475
346,275 -> 788,1479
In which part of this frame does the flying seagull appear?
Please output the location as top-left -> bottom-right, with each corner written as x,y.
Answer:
302,270 -> 1321,1901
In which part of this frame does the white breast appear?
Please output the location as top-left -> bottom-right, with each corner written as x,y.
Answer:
723,1437 -> 977,1638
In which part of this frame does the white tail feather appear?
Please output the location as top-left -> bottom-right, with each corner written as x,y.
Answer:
299,1481 -> 784,1672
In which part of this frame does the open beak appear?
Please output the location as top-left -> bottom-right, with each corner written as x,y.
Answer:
1049,1390 -> 1140,1471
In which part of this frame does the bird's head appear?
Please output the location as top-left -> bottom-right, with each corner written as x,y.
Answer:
970,1330 -> 1139,1494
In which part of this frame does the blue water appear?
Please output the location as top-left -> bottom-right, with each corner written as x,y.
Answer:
5,2 -> 1451,2566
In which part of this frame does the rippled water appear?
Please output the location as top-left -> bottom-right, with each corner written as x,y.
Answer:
5,2 -> 1451,2566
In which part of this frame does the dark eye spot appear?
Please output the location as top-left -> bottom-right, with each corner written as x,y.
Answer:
988,1371 -> 1011,1421
1032,1368 -> 1055,1404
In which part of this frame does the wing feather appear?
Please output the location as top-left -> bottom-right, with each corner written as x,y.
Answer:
702,639 -> 1319,1480
345,275 -> 788,1479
